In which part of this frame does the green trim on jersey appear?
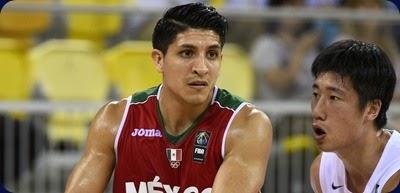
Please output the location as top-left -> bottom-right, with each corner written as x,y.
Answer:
157,100 -> 210,144
214,88 -> 245,110
130,86 -> 159,103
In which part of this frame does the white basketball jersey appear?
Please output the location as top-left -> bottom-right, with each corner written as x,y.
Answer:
319,130 -> 400,193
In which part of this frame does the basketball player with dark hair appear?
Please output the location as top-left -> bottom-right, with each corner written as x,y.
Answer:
65,3 -> 272,193
310,39 -> 400,193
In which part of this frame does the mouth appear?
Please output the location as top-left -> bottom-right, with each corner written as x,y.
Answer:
312,124 -> 326,141
188,80 -> 208,88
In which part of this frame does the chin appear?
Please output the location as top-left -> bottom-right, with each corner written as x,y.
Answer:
185,95 -> 209,105
316,143 -> 337,153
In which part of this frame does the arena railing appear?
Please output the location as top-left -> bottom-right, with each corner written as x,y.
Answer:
3,2 -> 400,22
1,101 -> 400,193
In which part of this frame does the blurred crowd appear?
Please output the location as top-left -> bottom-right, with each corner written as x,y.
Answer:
249,0 -> 400,101
1,0 -> 399,102
1,0 -> 400,192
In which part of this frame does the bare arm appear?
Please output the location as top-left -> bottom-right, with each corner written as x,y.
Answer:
310,153 -> 323,193
64,99 -> 127,193
212,105 -> 273,193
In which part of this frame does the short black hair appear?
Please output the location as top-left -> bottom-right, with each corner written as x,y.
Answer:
311,39 -> 396,129
152,2 -> 228,54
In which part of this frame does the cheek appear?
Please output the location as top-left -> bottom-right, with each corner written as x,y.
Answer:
212,66 -> 219,77
164,62 -> 185,77
332,106 -> 354,123
210,63 -> 221,76
332,108 -> 363,133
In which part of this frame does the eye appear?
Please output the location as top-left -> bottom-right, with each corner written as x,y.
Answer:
330,95 -> 340,100
312,92 -> 319,98
180,50 -> 194,58
207,50 -> 219,60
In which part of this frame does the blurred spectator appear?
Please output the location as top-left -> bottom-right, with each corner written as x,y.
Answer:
221,0 -> 269,51
221,0 -> 268,9
334,0 -> 400,99
306,0 -> 339,7
250,0 -> 320,100
333,0 -> 400,129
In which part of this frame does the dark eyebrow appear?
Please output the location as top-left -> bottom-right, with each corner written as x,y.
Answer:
180,44 -> 196,49
312,83 -> 345,95
208,44 -> 221,50
327,86 -> 345,95
179,44 -> 221,50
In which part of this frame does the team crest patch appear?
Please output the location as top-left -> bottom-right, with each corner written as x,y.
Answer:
193,131 -> 211,163
166,148 -> 182,168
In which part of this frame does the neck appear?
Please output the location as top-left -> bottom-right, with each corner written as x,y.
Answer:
337,129 -> 389,191
158,87 -> 213,136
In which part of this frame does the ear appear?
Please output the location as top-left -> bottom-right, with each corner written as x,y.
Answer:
151,49 -> 164,73
365,99 -> 382,121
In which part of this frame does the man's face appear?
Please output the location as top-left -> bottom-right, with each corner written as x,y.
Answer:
153,28 -> 222,105
311,72 -> 370,152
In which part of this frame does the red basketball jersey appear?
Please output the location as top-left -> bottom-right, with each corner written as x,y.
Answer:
113,85 -> 247,193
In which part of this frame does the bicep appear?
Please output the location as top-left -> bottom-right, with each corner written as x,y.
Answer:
65,150 -> 115,193
65,101 -> 124,193
212,109 -> 273,193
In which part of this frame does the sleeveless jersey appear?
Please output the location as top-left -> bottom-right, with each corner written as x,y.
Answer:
319,130 -> 400,193
113,85 -> 247,193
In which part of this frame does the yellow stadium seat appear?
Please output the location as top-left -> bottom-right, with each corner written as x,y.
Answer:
104,41 -> 161,97
47,111 -> 95,148
29,39 -> 109,101
0,0 -> 51,39
63,0 -> 123,47
209,0 -> 226,8
282,134 -> 317,153
0,38 -> 29,101
29,39 -> 110,147
217,44 -> 255,101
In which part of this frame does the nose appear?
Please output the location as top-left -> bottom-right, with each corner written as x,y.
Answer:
192,55 -> 209,76
311,97 -> 327,121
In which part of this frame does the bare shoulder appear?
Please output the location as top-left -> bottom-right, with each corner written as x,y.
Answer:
382,170 -> 400,192
85,98 -> 128,151
64,99 -> 128,193
230,103 -> 272,135
310,153 -> 323,193
225,103 -> 272,154
91,98 -> 128,136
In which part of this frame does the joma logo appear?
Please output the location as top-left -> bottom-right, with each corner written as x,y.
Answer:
131,128 -> 162,137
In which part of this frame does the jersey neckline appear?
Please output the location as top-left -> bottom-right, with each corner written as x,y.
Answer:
155,86 -> 214,145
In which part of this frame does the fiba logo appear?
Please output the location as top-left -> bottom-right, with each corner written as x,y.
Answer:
0,0 -> 12,12
193,131 -> 211,163
195,131 -> 210,146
